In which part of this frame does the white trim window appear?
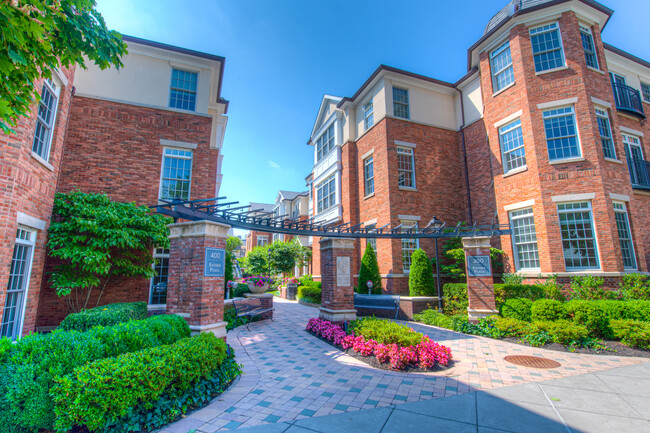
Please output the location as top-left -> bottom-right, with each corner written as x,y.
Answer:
363,100 -> 374,130
149,248 -> 169,305
292,201 -> 300,218
364,156 -> 374,196
316,124 -> 335,162
366,223 -> 377,252
499,119 -> 526,173
397,147 -> 415,188
543,106 -> 580,161
1,228 -> 36,340
316,174 -> 336,213
530,22 -> 565,73
32,79 -> 60,161
623,133 -> 648,185
557,201 -> 599,270
490,41 -> 514,92
509,208 -> 540,270
613,202 -> 636,270
641,82 -> 650,103
169,68 -> 198,111
392,87 -> 410,119
160,148 -> 193,200
595,108 -> 616,159
580,25 -> 599,69
257,235 -> 268,247
400,220 -> 419,273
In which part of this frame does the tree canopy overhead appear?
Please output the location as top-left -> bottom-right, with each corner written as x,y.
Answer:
0,0 -> 127,133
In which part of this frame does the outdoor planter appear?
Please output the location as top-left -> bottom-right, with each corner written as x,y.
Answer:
286,283 -> 298,300
247,282 -> 269,294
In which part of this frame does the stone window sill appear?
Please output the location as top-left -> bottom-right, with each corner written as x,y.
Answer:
398,186 -> 417,192
31,152 -> 54,171
604,157 -> 623,164
587,66 -> 605,75
364,192 -> 375,200
503,166 -> 528,178
492,81 -> 516,98
549,156 -> 585,165
535,65 -> 569,76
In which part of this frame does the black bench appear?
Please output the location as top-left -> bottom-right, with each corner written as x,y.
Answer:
232,298 -> 274,329
354,294 -> 401,319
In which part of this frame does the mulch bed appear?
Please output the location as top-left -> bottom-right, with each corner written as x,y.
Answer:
307,330 -> 454,373
501,337 -> 650,358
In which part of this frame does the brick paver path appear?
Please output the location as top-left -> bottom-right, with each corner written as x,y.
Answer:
161,298 -> 644,433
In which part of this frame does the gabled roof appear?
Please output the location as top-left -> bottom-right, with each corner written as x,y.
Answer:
309,95 -> 343,142
249,202 -> 275,213
278,190 -> 309,202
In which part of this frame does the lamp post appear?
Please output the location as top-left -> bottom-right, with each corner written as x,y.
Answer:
428,216 -> 444,312
366,280 -> 373,295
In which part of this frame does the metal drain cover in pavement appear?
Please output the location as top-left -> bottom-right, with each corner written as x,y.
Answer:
504,355 -> 561,369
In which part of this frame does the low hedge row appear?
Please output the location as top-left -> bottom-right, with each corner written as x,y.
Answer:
350,316 -> 423,347
297,285 -> 321,304
52,333 -> 238,433
0,314 -> 189,433
59,301 -> 148,331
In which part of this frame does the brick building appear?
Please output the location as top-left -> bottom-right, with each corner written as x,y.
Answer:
1,36 -> 228,338
307,0 -> 650,293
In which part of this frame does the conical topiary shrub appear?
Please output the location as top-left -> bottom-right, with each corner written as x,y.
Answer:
409,249 -> 436,296
357,242 -> 382,294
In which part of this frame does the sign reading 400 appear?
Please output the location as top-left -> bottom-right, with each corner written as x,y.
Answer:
204,247 -> 226,277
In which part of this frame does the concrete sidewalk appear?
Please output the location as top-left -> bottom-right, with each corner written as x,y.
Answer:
233,361 -> 650,433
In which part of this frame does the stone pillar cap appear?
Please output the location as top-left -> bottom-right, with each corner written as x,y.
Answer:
169,220 -> 231,239
461,236 -> 492,248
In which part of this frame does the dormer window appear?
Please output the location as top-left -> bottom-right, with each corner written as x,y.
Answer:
169,68 -> 197,111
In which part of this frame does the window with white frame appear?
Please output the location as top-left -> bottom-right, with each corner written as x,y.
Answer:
530,22 -> 565,73
150,248 -> 169,305
400,220 -> 419,273
293,201 -> 300,218
543,106 -> 580,161
160,148 -> 193,200
509,208 -> 540,270
595,108 -> 616,159
32,79 -> 60,161
365,223 -> 377,252
169,68 -> 197,111
364,156 -> 374,196
316,174 -> 336,213
499,119 -> 526,173
641,82 -> 650,103
397,147 -> 415,188
623,133 -> 648,186
557,202 -> 599,270
1,228 -> 35,341
580,26 -> 599,69
363,100 -> 374,130
613,202 -> 636,270
392,87 -> 409,119
257,235 -> 268,247
490,41 -> 514,92
316,124 -> 335,162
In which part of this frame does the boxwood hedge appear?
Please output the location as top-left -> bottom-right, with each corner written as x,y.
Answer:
58,301 -> 148,331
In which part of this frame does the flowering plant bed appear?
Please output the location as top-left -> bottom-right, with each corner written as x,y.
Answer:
243,276 -> 274,286
306,317 -> 452,372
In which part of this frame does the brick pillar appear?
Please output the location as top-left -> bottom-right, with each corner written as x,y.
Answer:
319,238 -> 357,322
166,220 -> 229,338
462,236 -> 497,323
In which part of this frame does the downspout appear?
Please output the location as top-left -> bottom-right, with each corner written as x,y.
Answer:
456,85 -> 473,225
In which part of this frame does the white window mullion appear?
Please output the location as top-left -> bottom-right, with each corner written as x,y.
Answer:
557,201 -> 599,270
509,208 -> 540,270
613,202 -> 636,270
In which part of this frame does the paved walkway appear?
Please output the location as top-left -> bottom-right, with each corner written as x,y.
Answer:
161,298 -> 646,433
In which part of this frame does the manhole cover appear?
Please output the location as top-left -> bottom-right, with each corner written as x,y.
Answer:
504,355 -> 561,369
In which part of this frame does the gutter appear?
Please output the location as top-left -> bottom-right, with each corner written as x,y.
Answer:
455,82 -> 473,225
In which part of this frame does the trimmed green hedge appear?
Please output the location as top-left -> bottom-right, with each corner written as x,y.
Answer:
531,299 -> 565,322
499,298 -> 533,321
0,315 -> 189,433
534,320 -> 589,345
297,285 -> 321,304
52,333 -> 233,432
350,317 -> 422,346
59,301 -> 147,331
611,319 -> 650,349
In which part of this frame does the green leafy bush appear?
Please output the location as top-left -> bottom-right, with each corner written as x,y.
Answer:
443,283 -> 468,315
530,299 -> 565,322
619,274 -> 650,301
224,252 -> 234,292
563,300 -> 612,338
502,273 -> 524,285
626,300 -> 650,321
494,284 -> 545,306
52,333 -> 231,432
0,315 -> 189,432
408,249 -> 436,296
297,285 -> 321,304
569,275 -> 615,300
299,274 -> 314,285
533,320 -> 589,345
456,316 -> 502,338
499,298 -> 533,321
232,283 -> 250,298
611,319 -> 650,349
413,310 -> 454,329
58,301 -> 147,331
350,317 -> 423,346
494,317 -> 535,337
522,331 -> 552,347
538,275 -> 566,301
357,243 -> 382,294
224,304 -> 256,330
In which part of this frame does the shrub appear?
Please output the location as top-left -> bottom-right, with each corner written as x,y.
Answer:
413,309 -> 454,329
456,316 -> 502,338
52,333 -> 231,432
297,285 -> 321,304
502,273 -> 524,285
443,283 -> 468,315
522,331 -> 552,347
494,285 -> 545,306
626,300 -> 650,322
0,315 -> 189,432
232,283 -> 250,298
534,320 -> 589,345
611,319 -> 650,349
563,300 -> 612,338
530,299 -> 565,322
408,249 -> 436,296
494,317 -> 535,337
224,252 -> 234,292
594,300 -> 631,321
298,274 -> 313,285
569,275 -> 614,300
357,243 -> 382,294
59,301 -> 147,331
499,298 -> 533,321
619,274 -> 650,300
349,317 -> 422,347
538,274 -> 566,301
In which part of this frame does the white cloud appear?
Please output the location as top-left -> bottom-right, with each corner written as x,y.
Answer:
268,160 -> 280,169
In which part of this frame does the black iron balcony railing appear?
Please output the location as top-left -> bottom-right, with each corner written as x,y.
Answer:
628,157 -> 650,190
612,83 -> 646,118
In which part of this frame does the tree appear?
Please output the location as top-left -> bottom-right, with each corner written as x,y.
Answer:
241,245 -> 269,275
268,240 -> 298,275
225,236 -> 242,255
431,236 -> 504,280
409,249 -> 436,296
357,243 -> 382,294
47,191 -> 170,312
0,0 -> 127,133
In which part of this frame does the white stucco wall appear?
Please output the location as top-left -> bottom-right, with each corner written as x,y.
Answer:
387,79 -> 457,130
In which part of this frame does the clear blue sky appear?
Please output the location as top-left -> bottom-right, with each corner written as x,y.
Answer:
96,0 -> 649,207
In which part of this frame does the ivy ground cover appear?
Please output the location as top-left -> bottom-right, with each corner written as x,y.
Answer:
306,317 -> 452,371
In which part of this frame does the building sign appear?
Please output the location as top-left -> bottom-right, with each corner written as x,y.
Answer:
336,256 -> 351,287
204,247 -> 225,277
467,255 -> 491,277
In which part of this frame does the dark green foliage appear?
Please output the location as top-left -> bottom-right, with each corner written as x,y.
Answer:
52,333 -> 232,432
538,274 -> 567,301
299,274 -> 313,285
533,320 -> 589,345
350,317 -> 423,346
494,317 -> 535,337
357,243 -> 382,294
232,283 -> 250,298
408,249 -> 436,296
58,301 -> 147,331
563,300 -> 613,338
569,275 -> 615,300
499,298 -> 533,321
493,284 -> 545,306
224,305 -> 254,330
522,331 -> 552,347
626,300 -> 650,322
413,310 -> 453,329
610,319 -> 650,349
530,299 -> 565,322
225,236 -> 242,255
224,252 -> 234,292
456,316 -> 502,338
431,236 -> 504,279
619,274 -> 650,300
442,283 -> 469,315
297,285 -> 321,304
